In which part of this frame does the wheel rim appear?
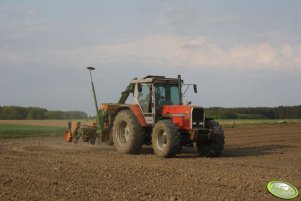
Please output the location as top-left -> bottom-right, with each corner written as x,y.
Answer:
156,130 -> 167,150
116,121 -> 130,146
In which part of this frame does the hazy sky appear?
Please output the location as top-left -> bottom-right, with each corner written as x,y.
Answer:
1,0 -> 301,115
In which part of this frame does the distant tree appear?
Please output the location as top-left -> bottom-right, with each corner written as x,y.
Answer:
206,105 -> 301,119
0,106 -> 27,119
26,107 -> 47,119
0,106 -> 88,120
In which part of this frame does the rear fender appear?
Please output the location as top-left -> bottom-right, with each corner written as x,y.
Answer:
113,105 -> 147,127
129,105 -> 147,127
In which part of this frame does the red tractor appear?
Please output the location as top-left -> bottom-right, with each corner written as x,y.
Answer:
66,69 -> 224,158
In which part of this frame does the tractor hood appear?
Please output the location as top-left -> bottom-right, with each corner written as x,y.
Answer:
161,105 -> 205,130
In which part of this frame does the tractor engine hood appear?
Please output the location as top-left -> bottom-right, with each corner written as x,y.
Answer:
161,105 -> 205,130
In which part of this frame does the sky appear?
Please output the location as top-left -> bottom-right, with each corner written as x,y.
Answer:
1,0 -> 301,115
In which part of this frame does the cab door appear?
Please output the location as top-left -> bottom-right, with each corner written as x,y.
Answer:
133,83 -> 154,125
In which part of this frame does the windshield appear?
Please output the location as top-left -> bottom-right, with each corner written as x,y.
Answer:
155,84 -> 180,107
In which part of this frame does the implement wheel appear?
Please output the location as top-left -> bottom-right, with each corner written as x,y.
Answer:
89,132 -> 96,145
112,110 -> 144,154
197,120 -> 224,157
151,120 -> 181,158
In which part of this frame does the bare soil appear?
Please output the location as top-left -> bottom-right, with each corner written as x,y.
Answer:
1,124 -> 301,201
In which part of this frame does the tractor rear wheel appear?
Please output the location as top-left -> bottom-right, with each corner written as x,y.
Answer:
197,120 -> 224,157
112,110 -> 144,154
151,120 -> 181,158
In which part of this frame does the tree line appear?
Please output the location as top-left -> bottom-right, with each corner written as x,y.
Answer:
206,105 -> 301,119
0,106 -> 88,120
1,105 -> 301,120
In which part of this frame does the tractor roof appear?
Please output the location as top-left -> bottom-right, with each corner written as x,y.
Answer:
131,75 -> 180,84
143,75 -> 165,79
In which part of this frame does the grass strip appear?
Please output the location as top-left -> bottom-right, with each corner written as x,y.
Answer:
0,124 -> 66,139
218,119 -> 301,128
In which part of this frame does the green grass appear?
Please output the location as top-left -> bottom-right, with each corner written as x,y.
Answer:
1,119 -> 300,139
217,119 -> 301,128
0,124 -> 66,139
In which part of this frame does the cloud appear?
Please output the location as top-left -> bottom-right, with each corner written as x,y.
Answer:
1,34 -> 301,70
92,34 -> 301,70
157,3 -> 196,27
157,2 -> 241,29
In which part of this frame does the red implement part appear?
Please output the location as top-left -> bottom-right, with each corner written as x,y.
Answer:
65,130 -> 72,142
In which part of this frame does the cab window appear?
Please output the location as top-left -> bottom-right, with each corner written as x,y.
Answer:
137,84 -> 151,113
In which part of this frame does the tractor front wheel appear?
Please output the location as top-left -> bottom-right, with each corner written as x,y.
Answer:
197,120 -> 224,157
151,120 -> 181,158
112,110 -> 144,154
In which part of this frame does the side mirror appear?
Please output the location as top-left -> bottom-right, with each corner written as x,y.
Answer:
193,84 -> 197,93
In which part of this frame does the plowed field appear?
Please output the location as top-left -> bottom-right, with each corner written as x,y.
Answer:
1,124 -> 301,200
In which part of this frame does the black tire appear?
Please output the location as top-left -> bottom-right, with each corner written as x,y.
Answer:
89,132 -> 96,145
151,120 -> 181,158
112,110 -> 145,154
197,120 -> 224,157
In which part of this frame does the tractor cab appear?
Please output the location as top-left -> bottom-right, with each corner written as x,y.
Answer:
131,76 -> 182,124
